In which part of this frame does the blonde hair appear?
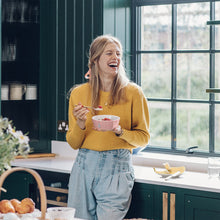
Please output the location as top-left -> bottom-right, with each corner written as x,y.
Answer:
88,35 -> 129,108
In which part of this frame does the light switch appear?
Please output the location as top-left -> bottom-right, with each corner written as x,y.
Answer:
57,120 -> 68,132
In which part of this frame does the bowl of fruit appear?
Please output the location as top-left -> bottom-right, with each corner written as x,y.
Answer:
92,115 -> 120,131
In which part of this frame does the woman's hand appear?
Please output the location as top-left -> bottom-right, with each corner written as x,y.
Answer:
113,125 -> 123,136
73,104 -> 89,130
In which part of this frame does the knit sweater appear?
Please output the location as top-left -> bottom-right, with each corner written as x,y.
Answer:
66,82 -> 150,152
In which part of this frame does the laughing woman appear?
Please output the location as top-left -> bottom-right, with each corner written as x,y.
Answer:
66,35 -> 150,220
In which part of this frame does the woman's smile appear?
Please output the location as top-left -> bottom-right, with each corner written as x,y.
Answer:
98,42 -> 121,76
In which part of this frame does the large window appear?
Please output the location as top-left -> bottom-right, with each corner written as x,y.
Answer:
133,0 -> 220,155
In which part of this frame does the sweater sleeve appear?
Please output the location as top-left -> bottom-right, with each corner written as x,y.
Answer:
119,86 -> 150,148
66,89 -> 86,150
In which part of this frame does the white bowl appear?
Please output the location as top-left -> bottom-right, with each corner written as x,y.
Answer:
47,207 -> 75,220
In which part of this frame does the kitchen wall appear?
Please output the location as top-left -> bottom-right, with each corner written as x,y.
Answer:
43,0 -> 131,143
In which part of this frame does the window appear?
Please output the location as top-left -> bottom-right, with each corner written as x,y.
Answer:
133,0 -> 220,155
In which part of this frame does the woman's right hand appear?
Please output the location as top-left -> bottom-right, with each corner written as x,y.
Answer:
73,104 -> 89,130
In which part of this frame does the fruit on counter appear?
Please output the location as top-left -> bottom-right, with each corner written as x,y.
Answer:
153,168 -> 170,175
0,198 -> 35,214
153,162 -> 185,175
163,162 -> 185,174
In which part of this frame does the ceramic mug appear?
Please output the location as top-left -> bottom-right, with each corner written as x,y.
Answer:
25,84 -> 37,100
10,83 -> 26,100
1,84 -> 9,100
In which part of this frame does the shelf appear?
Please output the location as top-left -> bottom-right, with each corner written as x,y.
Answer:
206,20 -> 220,25
46,200 -> 67,207
206,88 -> 220,93
45,186 -> 68,194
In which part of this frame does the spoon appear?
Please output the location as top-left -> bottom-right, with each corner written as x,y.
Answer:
84,105 -> 103,111
75,104 -> 103,111
164,171 -> 181,181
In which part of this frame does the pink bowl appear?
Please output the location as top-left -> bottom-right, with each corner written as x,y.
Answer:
92,115 -> 120,131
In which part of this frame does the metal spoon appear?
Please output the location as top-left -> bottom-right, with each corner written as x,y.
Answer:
75,104 -> 103,111
84,105 -> 103,111
164,171 -> 181,181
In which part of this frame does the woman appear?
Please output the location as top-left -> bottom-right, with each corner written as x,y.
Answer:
66,35 -> 150,220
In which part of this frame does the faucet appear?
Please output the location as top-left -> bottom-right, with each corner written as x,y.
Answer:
185,146 -> 198,154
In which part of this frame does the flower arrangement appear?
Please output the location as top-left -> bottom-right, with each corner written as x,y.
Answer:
0,117 -> 30,175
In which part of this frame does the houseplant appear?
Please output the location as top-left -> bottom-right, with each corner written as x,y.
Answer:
0,117 -> 30,175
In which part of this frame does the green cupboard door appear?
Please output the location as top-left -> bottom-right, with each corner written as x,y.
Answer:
185,195 -> 220,220
1,172 -> 34,200
125,183 -> 155,219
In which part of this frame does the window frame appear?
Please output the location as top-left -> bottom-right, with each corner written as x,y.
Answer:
131,0 -> 220,156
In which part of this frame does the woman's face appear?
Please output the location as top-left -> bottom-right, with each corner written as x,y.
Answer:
97,42 -> 121,79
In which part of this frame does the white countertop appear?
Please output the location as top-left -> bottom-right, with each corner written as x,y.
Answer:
11,155 -> 220,194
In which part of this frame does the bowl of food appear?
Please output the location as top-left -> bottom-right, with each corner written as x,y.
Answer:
47,207 -> 76,220
92,115 -> 120,131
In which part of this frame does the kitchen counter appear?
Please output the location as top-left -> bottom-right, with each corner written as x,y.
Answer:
11,155 -> 220,194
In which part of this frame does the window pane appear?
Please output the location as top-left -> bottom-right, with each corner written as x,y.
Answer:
215,53 -> 220,100
148,101 -> 171,148
141,54 -> 171,98
177,53 -> 209,100
141,5 -> 171,50
215,104 -> 220,152
216,2 -> 220,50
216,2 -> 220,20
177,103 -> 209,151
177,3 -> 209,50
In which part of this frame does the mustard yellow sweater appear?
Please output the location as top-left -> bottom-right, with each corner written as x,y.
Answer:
66,82 -> 150,152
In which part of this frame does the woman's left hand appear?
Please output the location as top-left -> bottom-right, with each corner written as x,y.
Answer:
113,125 -> 123,136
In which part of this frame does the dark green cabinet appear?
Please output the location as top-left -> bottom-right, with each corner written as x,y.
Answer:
35,170 -> 70,208
125,182 -> 155,219
184,194 -> 220,220
0,0 -> 51,153
1,172 -> 35,201
126,182 -> 220,220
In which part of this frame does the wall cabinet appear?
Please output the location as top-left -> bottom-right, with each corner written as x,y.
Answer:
0,0 -> 52,152
1,0 -> 41,149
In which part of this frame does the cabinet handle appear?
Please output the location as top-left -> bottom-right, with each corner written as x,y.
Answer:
170,193 -> 175,220
45,186 -> 68,194
163,192 -> 168,220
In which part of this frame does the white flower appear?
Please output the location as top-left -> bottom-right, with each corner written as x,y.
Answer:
8,124 -> 19,138
16,131 -> 30,145
0,116 -> 30,174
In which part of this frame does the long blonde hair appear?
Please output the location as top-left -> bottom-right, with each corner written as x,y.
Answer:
88,35 -> 129,108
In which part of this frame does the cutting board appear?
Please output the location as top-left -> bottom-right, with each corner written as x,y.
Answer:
15,153 -> 56,159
